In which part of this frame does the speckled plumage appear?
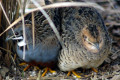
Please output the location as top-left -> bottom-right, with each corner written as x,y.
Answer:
6,8 -> 61,68
58,7 -> 111,71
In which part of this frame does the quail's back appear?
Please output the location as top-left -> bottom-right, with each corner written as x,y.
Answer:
58,7 -> 111,71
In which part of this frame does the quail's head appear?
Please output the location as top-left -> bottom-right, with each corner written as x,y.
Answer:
74,7 -> 109,54
81,25 -> 104,53
6,21 -> 32,44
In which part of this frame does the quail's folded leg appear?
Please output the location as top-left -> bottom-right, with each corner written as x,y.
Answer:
19,62 -> 30,71
42,67 -> 56,77
19,62 -> 39,71
67,71 -> 81,78
91,68 -> 98,73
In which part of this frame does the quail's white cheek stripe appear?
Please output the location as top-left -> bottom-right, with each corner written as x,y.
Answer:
17,40 -> 26,47
12,36 -> 23,40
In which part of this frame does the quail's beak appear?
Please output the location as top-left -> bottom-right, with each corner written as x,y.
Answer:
6,35 -> 23,41
6,35 -> 26,47
94,43 -> 100,50
6,35 -> 14,41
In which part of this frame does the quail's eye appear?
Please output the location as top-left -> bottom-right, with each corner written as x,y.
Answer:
99,39 -> 102,43
15,32 -> 19,35
83,35 -> 87,41
83,35 -> 87,39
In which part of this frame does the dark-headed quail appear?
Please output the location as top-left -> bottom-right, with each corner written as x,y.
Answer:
58,7 -> 111,78
6,8 -> 61,77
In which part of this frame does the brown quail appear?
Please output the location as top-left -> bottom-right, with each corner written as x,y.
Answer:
6,7 -> 61,77
58,6 -> 111,78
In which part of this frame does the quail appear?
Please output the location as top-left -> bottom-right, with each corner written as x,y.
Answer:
6,8 -> 61,77
58,6 -> 111,78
